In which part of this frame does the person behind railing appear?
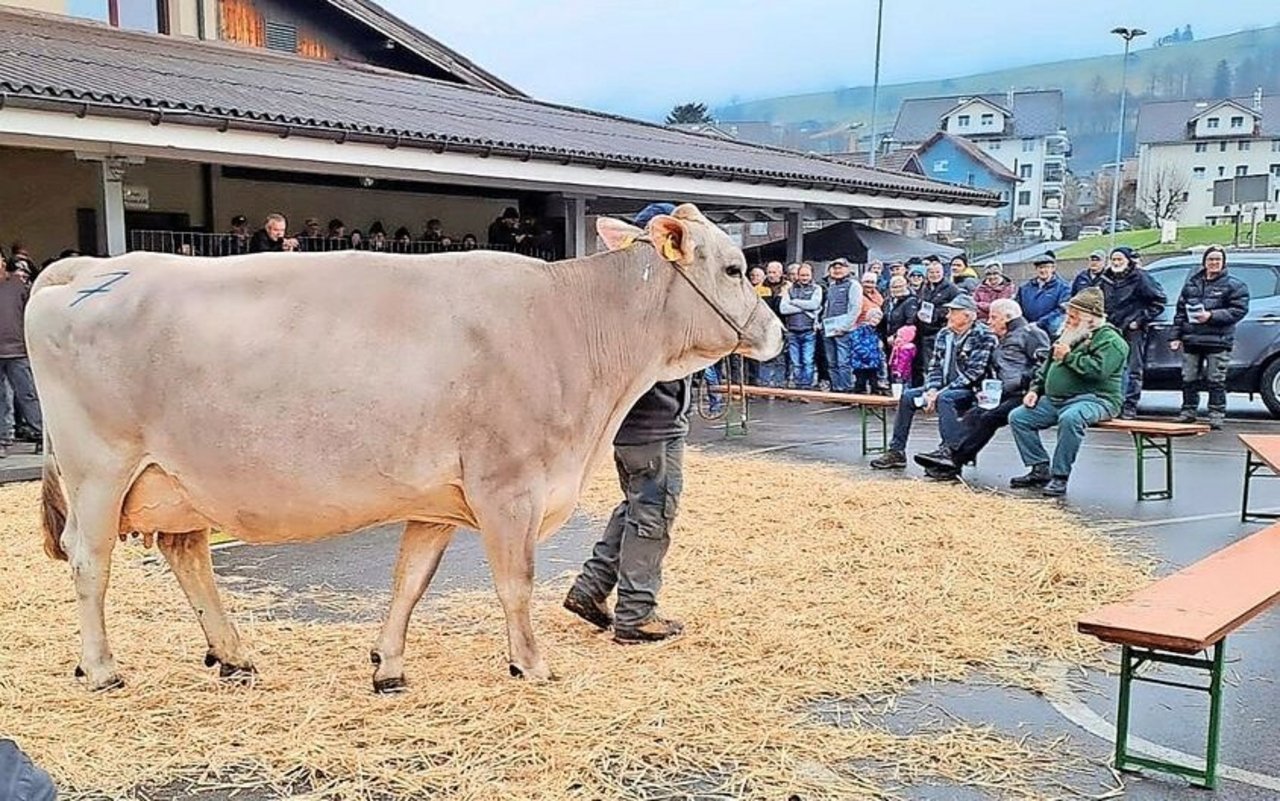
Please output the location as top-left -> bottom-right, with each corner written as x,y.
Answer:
461,234 -> 478,250
349,229 -> 364,250
249,213 -> 299,253
227,215 -> 250,255
368,221 -> 388,252
326,219 -> 346,249
294,217 -> 323,252
421,218 -> 452,250
393,227 -> 413,252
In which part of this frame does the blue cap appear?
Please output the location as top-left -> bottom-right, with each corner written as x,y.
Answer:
633,203 -> 676,228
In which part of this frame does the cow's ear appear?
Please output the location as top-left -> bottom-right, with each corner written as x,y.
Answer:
596,217 -> 644,251
648,214 -> 695,267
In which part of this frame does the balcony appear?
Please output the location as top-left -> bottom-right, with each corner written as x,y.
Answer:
1045,132 -> 1071,158
1042,189 -> 1063,215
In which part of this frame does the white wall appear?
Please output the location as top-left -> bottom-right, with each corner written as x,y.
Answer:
210,172 -> 517,240
1138,139 -> 1280,225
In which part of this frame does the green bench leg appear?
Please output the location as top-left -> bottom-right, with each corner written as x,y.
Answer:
860,405 -> 889,457
1240,451 -> 1280,522
1113,640 -> 1226,789
1132,433 -> 1174,501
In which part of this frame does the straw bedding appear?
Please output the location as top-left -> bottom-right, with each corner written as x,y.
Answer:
0,451 -> 1148,799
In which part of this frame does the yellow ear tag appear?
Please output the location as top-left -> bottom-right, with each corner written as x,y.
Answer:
620,235 -> 637,249
661,240 -> 682,262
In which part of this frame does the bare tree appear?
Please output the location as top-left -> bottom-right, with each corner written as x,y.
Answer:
1141,162 -> 1191,223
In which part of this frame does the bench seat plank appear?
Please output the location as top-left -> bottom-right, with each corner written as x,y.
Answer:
1078,525 -> 1280,653
715,385 -> 899,407
1095,419 -> 1211,437
1239,433 -> 1280,473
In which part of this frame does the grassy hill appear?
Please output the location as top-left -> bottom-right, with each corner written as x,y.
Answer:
717,24 -> 1280,173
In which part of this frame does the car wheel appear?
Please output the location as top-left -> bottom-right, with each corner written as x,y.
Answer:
1260,359 -> 1280,418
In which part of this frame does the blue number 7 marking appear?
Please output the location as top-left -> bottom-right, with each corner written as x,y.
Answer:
70,271 -> 130,307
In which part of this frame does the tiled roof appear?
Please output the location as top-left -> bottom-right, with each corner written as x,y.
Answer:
831,149 -> 922,174
891,90 -> 1064,144
916,132 -> 1019,182
0,9 -> 1000,207
1135,96 -> 1280,144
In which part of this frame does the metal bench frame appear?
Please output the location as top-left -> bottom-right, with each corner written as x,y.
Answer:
1241,447 -> 1280,522
1114,641 -> 1227,788
1129,431 -> 1177,501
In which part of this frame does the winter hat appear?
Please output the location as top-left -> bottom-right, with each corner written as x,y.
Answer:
983,262 -> 1004,276
897,325 -> 917,343
1110,246 -> 1137,269
1089,249 -> 1107,262
1066,287 -> 1106,318
1202,245 -> 1227,267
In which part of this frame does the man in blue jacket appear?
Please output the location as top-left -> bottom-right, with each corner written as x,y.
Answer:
1169,246 -> 1249,428
1101,246 -> 1167,419
1071,250 -> 1107,296
1016,254 -> 1071,337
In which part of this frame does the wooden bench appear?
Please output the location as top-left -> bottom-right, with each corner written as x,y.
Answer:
1077,524 -> 1280,788
715,385 -> 899,455
1094,419 -> 1211,502
1238,434 -> 1280,522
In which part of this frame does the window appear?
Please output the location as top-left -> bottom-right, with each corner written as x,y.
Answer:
748,222 -> 769,236
980,113 -> 995,126
1195,143 -> 1208,153
1181,192 -> 1190,202
1218,166 -> 1227,176
1019,164 -> 1033,179
1273,140 -> 1280,152
1231,116 -> 1245,128
957,115 -> 971,127
1193,166 -> 1206,179
1207,117 -> 1220,129
966,172 -> 975,186
1239,141 -> 1251,151
989,140 -> 1001,150
1021,139 -> 1036,152
1236,165 -> 1249,177
68,0 -> 168,32
1017,190 -> 1032,206
1229,265 -> 1280,300
932,159 -> 949,173
1219,141 -> 1229,152
1271,164 -> 1280,177
1150,268 -> 1191,322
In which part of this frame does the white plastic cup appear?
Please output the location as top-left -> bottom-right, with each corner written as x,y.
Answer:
978,378 -> 1003,410
891,382 -> 903,399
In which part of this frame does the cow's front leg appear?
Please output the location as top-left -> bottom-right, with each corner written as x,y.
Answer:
156,530 -> 255,682
479,498 -> 552,681
370,522 -> 455,693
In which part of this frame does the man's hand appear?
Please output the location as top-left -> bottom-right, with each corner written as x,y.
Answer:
1129,321 -> 1140,330
1169,340 -> 1182,351
1051,341 -> 1071,361
924,388 -> 939,412
1194,310 -> 1212,324
1023,390 -> 1039,408
282,237 -> 299,252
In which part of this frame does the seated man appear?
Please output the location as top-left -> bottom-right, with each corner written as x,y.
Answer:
1007,287 -> 1129,497
870,294 -> 996,470
915,298 -> 1049,480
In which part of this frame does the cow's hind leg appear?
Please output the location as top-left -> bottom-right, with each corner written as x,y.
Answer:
156,529 -> 255,682
477,495 -> 552,681
370,522 -> 455,693
63,480 -> 128,691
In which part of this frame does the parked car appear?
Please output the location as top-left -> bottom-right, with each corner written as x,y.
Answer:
1102,219 -> 1132,234
1078,225 -> 1103,238
1142,252 -> 1280,416
1020,218 -> 1062,242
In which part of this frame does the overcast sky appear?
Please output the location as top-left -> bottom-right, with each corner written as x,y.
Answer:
385,1 -> 1277,119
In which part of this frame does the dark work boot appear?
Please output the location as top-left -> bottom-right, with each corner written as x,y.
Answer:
924,465 -> 960,482
613,614 -> 684,645
1010,464 -> 1052,488
1120,406 -> 1138,421
1208,410 -> 1226,430
869,450 -> 907,470
1176,409 -> 1197,424
563,585 -> 613,631
914,448 -> 956,471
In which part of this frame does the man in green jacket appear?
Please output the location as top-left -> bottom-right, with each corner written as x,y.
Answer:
1007,287 -> 1129,497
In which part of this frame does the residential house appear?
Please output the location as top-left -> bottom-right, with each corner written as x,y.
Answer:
912,132 -> 1019,228
1134,90 -> 1280,225
890,90 -> 1071,225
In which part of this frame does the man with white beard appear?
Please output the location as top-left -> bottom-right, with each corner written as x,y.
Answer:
1007,288 -> 1129,497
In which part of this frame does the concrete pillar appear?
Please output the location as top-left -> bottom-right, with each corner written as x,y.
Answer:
785,209 -> 804,264
100,156 -> 128,256
563,195 -> 588,259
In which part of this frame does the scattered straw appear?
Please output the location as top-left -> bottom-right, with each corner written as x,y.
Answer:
0,450 -> 1148,799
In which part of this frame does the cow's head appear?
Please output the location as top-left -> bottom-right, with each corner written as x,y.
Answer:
597,203 -> 785,364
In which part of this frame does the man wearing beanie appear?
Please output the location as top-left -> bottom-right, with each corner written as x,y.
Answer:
1169,246 -> 1249,428
1101,246 -> 1166,419
1072,250 -> 1108,296
1008,287 -> 1129,496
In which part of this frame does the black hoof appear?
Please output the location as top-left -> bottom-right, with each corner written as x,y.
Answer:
509,663 -> 524,679
74,665 -> 85,678
204,650 -> 219,668
369,650 -> 382,666
92,675 -> 125,692
373,676 -> 407,694
218,663 -> 257,684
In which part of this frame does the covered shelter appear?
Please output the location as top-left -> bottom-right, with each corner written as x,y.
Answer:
0,7 -> 1002,262
743,221 -> 963,265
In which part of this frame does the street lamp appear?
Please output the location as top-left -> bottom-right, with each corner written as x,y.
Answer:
869,0 -> 885,167
1108,26 -> 1146,246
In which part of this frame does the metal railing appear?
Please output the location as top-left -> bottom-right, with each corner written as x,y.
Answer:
127,230 -> 558,261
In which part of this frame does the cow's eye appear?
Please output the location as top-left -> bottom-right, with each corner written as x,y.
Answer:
726,265 -> 743,278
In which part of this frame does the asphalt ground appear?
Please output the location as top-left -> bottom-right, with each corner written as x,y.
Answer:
10,391 -> 1279,798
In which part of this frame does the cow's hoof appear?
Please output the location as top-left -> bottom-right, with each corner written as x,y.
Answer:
373,676 -> 407,694
204,650 -> 219,668
74,665 -> 85,678
509,663 -> 558,682
218,663 -> 258,685
92,675 -> 126,692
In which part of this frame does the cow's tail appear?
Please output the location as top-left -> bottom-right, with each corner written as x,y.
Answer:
42,433 -> 69,562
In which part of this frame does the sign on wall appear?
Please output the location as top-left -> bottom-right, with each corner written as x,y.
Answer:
123,185 -> 150,211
